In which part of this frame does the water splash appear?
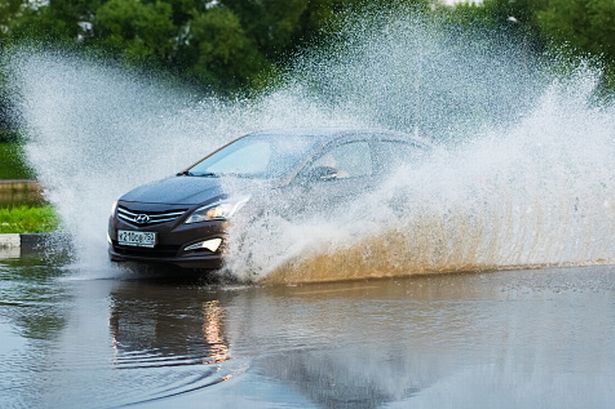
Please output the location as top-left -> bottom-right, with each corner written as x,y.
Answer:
234,64 -> 615,283
6,51 -> 356,275
5,12 -> 615,282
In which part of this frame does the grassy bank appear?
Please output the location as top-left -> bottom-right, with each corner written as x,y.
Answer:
0,142 -> 33,179
0,205 -> 58,233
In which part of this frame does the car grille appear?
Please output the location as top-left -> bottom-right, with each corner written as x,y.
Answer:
117,206 -> 187,226
112,243 -> 180,258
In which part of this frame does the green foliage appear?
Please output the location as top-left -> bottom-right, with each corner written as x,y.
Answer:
0,0 -> 431,94
1,0 -> 615,97
438,0 -> 615,93
0,0 -> 24,34
187,7 -> 268,89
0,205 -> 58,233
0,142 -> 32,179
437,0 -> 546,42
537,0 -> 615,59
93,0 -> 175,64
6,0 -> 95,43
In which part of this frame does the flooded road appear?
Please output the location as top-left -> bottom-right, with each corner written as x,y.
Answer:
1,258 -> 615,409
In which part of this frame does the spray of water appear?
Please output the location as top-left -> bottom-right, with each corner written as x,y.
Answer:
5,12 -> 615,282
6,51 -> 357,276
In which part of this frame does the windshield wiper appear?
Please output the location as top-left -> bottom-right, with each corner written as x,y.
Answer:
192,172 -> 218,177
177,170 -> 226,177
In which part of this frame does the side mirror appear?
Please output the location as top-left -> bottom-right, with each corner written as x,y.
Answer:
306,166 -> 338,182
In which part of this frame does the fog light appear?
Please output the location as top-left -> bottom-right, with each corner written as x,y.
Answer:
184,238 -> 223,253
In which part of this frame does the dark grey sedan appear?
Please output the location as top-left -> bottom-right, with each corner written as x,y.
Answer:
108,128 -> 431,270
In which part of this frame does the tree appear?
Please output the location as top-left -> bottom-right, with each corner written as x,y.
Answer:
93,0 -> 176,64
223,0 -> 308,58
537,0 -> 615,58
187,6 -> 269,90
6,0 -> 101,44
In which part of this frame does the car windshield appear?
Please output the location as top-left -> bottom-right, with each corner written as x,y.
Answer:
188,134 -> 319,179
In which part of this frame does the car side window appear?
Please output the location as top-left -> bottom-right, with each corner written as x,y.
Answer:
309,141 -> 373,180
371,140 -> 425,174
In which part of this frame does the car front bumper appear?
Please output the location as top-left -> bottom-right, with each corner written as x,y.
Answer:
108,205 -> 228,270
108,245 -> 224,269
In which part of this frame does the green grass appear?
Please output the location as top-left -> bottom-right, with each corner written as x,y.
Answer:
0,205 -> 58,233
0,142 -> 33,179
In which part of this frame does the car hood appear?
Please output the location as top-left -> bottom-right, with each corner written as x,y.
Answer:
120,176 -> 235,206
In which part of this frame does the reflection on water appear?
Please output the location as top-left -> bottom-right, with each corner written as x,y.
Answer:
202,301 -> 229,364
1,259 -> 615,408
109,286 -> 231,367
106,281 -> 236,405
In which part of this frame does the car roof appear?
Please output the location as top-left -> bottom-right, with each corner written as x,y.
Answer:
246,127 -> 433,148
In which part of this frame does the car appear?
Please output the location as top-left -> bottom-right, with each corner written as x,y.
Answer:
108,128 -> 431,270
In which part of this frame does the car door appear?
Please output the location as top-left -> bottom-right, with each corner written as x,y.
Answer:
369,139 -> 428,175
294,140 -> 377,214
368,139 -> 430,216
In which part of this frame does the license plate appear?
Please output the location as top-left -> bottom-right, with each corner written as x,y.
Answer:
117,230 -> 157,248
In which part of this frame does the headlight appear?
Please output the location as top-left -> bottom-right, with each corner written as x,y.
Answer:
110,200 -> 118,216
184,196 -> 250,224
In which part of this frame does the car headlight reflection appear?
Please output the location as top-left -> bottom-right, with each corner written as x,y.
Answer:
184,196 -> 250,224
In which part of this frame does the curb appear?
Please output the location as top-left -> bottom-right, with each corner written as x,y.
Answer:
0,233 -> 55,258
0,234 -> 20,248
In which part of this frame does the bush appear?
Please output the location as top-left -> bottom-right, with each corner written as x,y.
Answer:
0,128 -> 19,142
0,205 -> 58,233
0,141 -> 33,179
